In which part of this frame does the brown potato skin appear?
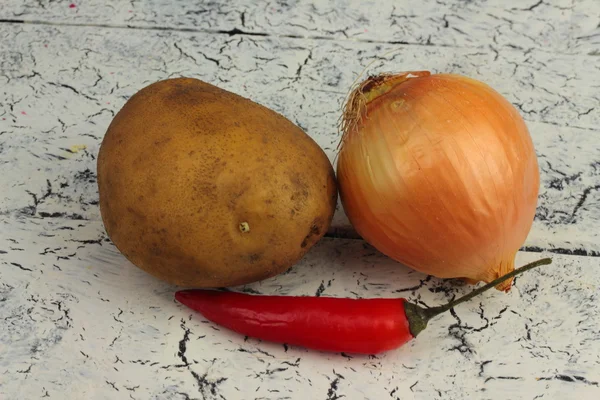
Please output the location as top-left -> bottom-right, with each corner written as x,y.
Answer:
97,77 -> 337,287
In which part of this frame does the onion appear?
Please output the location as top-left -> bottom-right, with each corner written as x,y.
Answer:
337,71 -> 540,291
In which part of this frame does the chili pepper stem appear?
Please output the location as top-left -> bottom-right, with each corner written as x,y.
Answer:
405,257 -> 552,337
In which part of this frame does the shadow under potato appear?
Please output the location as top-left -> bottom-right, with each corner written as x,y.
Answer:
227,237 -> 469,306
92,232 -> 469,308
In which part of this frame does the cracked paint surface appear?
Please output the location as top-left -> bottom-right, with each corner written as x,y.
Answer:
1,0 -> 599,54
1,225 -> 599,399
0,22 -> 598,251
1,1 -> 600,399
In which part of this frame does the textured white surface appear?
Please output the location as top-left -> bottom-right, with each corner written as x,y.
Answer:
2,0 -> 599,54
1,23 -> 599,251
1,220 -> 600,399
1,1 -> 600,399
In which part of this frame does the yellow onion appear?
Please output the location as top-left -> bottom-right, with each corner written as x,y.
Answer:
337,71 -> 540,291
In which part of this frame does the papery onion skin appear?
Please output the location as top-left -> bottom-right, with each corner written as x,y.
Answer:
337,71 -> 540,291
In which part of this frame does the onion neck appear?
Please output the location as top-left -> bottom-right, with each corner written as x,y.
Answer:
359,71 -> 431,104
340,71 -> 431,146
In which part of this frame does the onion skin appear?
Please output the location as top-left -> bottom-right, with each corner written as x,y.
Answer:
337,72 -> 540,291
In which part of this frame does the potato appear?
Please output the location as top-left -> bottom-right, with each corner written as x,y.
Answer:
97,77 -> 337,287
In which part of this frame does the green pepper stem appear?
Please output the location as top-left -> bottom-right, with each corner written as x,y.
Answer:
422,257 -> 552,320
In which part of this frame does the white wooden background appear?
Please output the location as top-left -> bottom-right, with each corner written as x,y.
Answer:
1,1 -> 600,399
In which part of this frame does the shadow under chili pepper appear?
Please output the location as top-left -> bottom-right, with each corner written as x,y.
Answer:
228,237 -> 439,300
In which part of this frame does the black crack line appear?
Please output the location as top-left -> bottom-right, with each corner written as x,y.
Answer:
326,371 -> 345,400
577,107 -> 594,118
447,308 -> 473,355
188,360 -> 228,399
113,308 -> 124,323
52,300 -> 73,327
175,321 -> 228,396
538,374 -> 598,386
253,365 -> 288,379
9,262 -> 33,271
281,358 -> 301,367
69,238 -> 104,246
48,82 -> 98,102
478,360 -> 492,377
547,170 -> 582,191
237,347 -> 275,358
17,365 -> 32,374
570,184 -> 600,222
294,49 -> 313,81
0,18 -> 551,54
538,345 -> 571,357
86,108 -> 115,122
197,50 -> 220,67
177,321 -> 192,366
24,179 -> 52,216
394,275 -> 433,294
485,376 -> 521,383
174,42 -> 199,64
512,0 -> 544,12
315,280 -> 326,297
521,246 -> 599,257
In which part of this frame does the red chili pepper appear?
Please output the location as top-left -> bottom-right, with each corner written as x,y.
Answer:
175,258 -> 551,355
